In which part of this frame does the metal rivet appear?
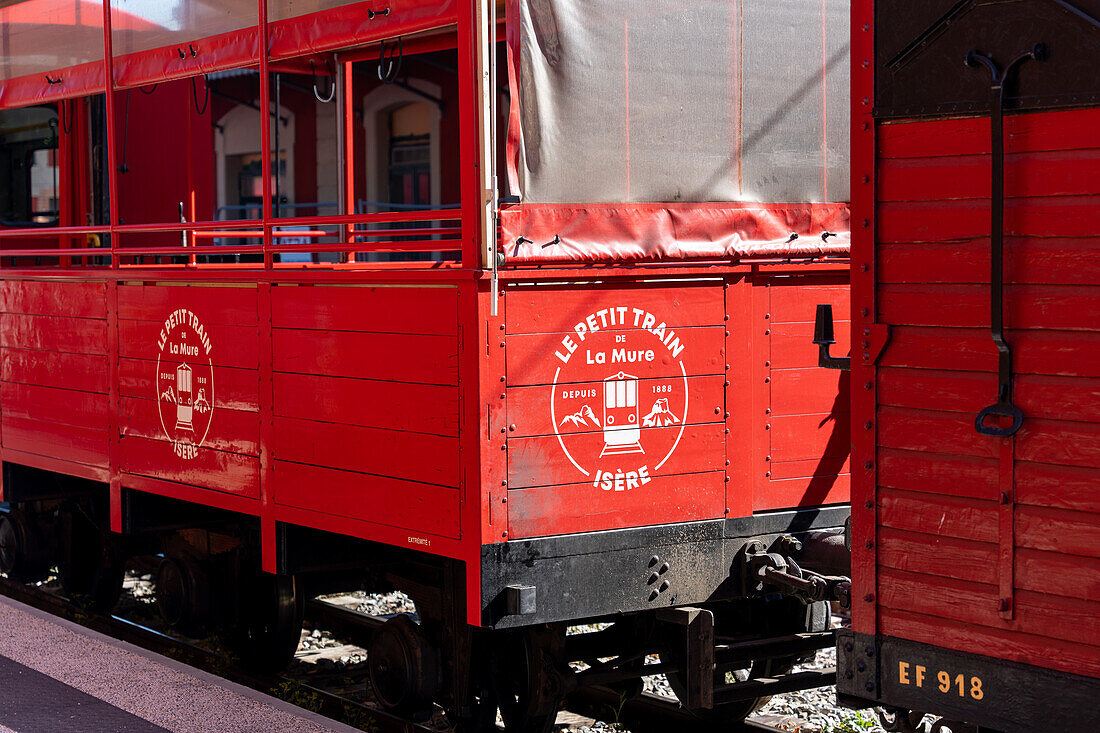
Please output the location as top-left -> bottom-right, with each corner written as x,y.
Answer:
866,647 -> 875,658
864,421 -> 873,430
659,562 -> 669,573
499,376 -> 506,382
865,540 -> 874,549
502,531 -> 508,538
765,408 -> 771,415
648,572 -> 660,585
725,364 -> 730,370
724,314 -> 730,321
764,377 -> 770,383
844,642 -> 853,652
861,307 -> 870,317
658,580 -> 670,592
500,427 -> 507,433
764,313 -> 771,320
860,263 -> 869,272
862,218 -> 870,228
649,555 -> 660,567
997,598 -> 1009,612
725,460 -> 731,466
861,97 -> 869,106
857,661 -> 866,672
865,461 -> 873,470
501,497 -> 507,503
501,480 -> 507,486
866,682 -> 875,692
864,381 -> 873,390
862,174 -> 870,183
765,424 -> 771,430
863,351 -> 871,360
861,23 -> 869,31
865,500 -> 873,509
499,342 -> 505,347
509,424 -> 516,431
501,444 -> 506,451
765,471 -> 771,477
765,455 -> 771,462
1000,492 -> 1011,505
862,60 -> 870,69
715,407 -> 721,414
725,475 -> 731,482
764,360 -> 770,367
864,593 -> 874,602
764,329 -> 770,336
846,671 -> 854,679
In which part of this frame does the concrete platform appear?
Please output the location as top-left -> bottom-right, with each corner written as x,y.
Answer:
0,594 -> 359,733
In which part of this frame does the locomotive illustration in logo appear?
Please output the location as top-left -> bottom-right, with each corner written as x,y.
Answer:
551,306 -> 688,491
600,372 -> 642,456
156,308 -> 215,460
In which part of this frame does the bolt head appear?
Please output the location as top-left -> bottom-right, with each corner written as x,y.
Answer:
864,593 -> 874,602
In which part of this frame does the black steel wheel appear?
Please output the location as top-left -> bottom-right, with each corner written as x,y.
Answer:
459,628 -> 564,733
0,510 -> 51,583
155,555 -> 210,635
662,597 -> 829,728
369,614 -> 439,716
233,571 -> 303,671
56,501 -> 125,613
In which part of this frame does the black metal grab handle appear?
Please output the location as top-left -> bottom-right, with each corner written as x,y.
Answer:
975,400 -> 1024,438
965,42 -> 1046,438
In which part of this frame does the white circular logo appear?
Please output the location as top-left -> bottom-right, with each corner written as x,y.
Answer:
156,309 -> 214,460
550,307 -> 688,491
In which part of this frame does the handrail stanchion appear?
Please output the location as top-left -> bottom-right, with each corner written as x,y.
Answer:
102,0 -> 120,268
343,59 -> 357,263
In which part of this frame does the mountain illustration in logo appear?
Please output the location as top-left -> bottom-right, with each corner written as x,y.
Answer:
642,398 -> 681,427
560,404 -> 600,428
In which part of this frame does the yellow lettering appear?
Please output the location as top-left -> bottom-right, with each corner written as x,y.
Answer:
915,665 -> 926,688
971,676 -> 984,700
898,661 -> 910,685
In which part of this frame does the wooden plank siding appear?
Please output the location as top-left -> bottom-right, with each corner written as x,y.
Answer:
871,109 -> 1100,678
269,284 -> 463,540
0,282 -> 110,472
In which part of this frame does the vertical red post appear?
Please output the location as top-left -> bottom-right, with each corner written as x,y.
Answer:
458,0 -> 481,268
849,0 -> 878,636
101,0 -> 119,267
343,59 -> 356,262
258,0 -> 273,270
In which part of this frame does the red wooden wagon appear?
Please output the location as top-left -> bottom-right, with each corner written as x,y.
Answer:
0,0 -> 854,727
839,1 -> 1100,730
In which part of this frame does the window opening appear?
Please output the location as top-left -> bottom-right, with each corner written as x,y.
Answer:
0,106 -> 60,226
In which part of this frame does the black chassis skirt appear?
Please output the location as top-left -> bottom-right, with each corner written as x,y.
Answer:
837,630 -> 1100,732
481,505 -> 849,628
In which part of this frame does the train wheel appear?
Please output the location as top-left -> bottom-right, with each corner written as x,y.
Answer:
0,510 -> 51,583
369,614 -> 439,717
155,554 -> 210,636
461,627 -> 565,733
662,597 -> 829,728
56,501 -> 125,613
233,572 -> 303,671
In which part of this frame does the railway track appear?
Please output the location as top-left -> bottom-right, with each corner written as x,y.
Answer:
0,574 -> 789,733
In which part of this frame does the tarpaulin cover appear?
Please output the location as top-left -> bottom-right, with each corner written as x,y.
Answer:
509,0 -> 850,205
111,0 -> 255,57
501,203 -> 851,263
0,0 -> 110,81
0,0 -> 455,105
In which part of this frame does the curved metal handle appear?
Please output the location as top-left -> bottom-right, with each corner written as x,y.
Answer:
975,401 -> 1023,437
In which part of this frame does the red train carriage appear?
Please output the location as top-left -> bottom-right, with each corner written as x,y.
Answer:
839,1 -> 1100,730
0,0 -> 854,729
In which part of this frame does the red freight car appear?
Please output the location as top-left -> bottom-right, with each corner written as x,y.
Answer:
838,1 -> 1100,730
0,0 -> 854,729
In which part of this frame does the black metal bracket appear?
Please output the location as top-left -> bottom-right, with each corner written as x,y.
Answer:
813,304 -> 851,371
966,43 -> 1046,437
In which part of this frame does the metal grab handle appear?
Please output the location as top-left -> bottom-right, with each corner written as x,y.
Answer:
975,400 -> 1024,437
965,42 -> 1046,437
